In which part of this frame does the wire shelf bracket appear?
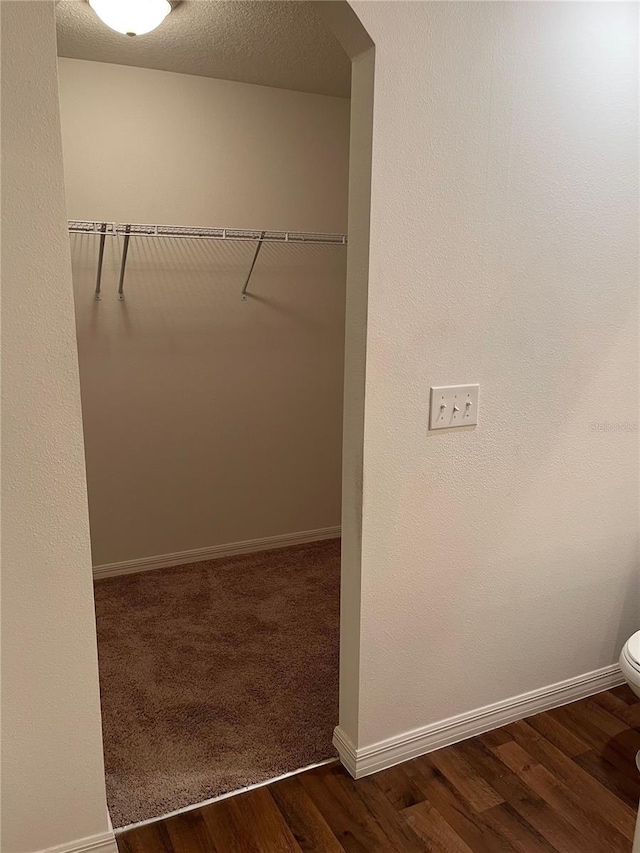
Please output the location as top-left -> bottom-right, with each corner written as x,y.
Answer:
93,222 -> 108,301
241,231 -> 265,301
117,224 -> 131,301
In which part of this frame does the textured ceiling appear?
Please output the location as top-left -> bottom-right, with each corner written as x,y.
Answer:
55,1 -> 351,98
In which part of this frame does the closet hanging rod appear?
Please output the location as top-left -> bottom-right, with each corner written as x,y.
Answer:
68,220 -> 348,246
93,222 -> 107,301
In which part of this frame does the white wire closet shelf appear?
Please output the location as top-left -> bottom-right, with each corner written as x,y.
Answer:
68,219 -> 348,302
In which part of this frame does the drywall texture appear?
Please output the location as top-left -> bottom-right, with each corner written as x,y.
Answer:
56,0 -> 351,98
1,4 -> 111,852
333,46 -> 374,742
58,59 -> 349,566
344,0 -> 639,749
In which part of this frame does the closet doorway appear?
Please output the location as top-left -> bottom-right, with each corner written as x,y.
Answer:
55,0 -> 364,830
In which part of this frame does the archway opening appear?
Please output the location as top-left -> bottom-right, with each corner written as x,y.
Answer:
54,0 -> 373,830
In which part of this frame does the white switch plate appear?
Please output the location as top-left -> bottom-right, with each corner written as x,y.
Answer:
429,384 -> 479,430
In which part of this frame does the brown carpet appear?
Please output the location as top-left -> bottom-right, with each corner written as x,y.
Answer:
94,539 -> 340,828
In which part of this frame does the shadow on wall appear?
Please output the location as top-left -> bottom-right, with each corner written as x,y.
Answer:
70,233 -> 348,566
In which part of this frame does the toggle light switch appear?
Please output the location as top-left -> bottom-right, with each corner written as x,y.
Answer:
429,384 -> 479,430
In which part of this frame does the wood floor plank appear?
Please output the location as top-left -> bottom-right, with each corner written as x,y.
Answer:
580,695 -> 640,753
548,703 -> 640,778
405,758 -> 518,852
602,729 -> 640,777
590,689 -> 634,717
269,775 -> 346,853
456,738 -> 543,803
504,794 -> 597,853
563,698 -> 630,738
591,690 -> 640,728
478,727 -> 513,748
546,705 -> 610,754
476,802 -> 557,853
494,739 -> 631,853
118,824 -> 174,853
328,769 -> 431,852
162,809 -> 219,853
298,763 -> 413,853
573,748 -> 640,810
300,772 -> 386,853
455,738 -> 592,853
201,788 -> 302,853
233,787 -> 303,852
525,710 -> 590,757
617,702 -> 640,728
610,684 -> 640,705
370,763 -> 427,811
401,801 -> 475,853
505,718 -> 637,840
200,797 -> 264,853
426,743 -> 505,812
356,772 -> 443,851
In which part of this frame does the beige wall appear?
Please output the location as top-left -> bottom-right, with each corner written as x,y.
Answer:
338,0 -> 639,750
58,59 -> 349,566
1,5 -> 112,853
333,44 -> 374,743
4,3 -> 639,850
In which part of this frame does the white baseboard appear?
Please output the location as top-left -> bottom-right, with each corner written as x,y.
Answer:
37,830 -> 117,853
93,525 -> 341,579
334,663 -> 624,779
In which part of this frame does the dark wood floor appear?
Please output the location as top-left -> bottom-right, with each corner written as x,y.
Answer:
118,686 -> 640,853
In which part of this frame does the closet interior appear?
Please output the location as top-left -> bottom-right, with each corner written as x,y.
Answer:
56,0 -> 350,830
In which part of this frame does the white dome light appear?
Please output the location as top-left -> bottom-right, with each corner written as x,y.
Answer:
88,0 -> 172,37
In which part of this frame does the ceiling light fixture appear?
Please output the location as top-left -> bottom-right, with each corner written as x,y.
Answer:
88,0 -> 172,37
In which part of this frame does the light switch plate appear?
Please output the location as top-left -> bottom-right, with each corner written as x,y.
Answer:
429,384 -> 479,430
